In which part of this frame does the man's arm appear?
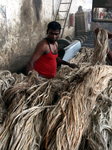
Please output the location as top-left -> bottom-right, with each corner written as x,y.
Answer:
26,40 -> 46,74
56,57 -> 79,69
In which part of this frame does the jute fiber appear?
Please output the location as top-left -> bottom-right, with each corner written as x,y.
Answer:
0,29 -> 112,150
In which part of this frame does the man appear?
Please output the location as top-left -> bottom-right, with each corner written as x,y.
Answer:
94,28 -> 112,63
26,21 -> 79,78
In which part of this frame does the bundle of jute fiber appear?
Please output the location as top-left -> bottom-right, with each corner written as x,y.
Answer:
70,46 -> 94,64
40,65 -> 112,150
0,70 -> 32,123
0,70 -> 17,123
1,65 -> 112,150
56,46 -> 94,79
0,69 -> 77,150
91,28 -> 108,65
0,70 -> 16,99
79,80 -> 112,150
68,29 -> 109,68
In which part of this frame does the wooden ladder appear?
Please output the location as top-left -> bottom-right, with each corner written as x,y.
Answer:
55,0 -> 73,38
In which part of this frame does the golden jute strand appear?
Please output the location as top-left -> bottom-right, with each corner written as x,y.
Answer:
93,29 -> 108,65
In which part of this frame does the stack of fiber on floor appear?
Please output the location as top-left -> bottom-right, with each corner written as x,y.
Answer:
0,29 -> 112,150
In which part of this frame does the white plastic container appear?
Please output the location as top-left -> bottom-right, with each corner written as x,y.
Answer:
62,40 -> 81,61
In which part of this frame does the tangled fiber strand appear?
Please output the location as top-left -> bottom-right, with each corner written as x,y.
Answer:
40,65 -> 112,150
0,70 -> 16,123
82,80 -> 112,150
70,47 -> 94,65
69,29 -> 109,68
0,70 -> 15,99
93,28 -> 108,65
0,70 -> 72,150
79,81 -> 112,150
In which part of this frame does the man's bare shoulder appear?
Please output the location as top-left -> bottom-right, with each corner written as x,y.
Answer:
37,38 -> 48,47
35,38 -> 49,54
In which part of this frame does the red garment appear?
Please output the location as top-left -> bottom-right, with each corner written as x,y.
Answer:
34,50 -> 58,78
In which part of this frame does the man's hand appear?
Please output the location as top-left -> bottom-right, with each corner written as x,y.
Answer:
69,63 -> 79,69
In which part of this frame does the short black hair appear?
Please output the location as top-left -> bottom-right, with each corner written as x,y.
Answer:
47,21 -> 61,32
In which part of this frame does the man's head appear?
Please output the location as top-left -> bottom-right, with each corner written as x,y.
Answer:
47,21 -> 61,43
47,21 -> 61,33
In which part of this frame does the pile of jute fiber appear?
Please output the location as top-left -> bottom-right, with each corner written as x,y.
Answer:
0,28 -> 112,150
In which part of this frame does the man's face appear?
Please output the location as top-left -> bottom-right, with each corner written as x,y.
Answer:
47,29 -> 60,43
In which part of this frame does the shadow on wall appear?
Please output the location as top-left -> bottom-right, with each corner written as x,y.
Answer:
34,0 -> 42,21
21,0 -> 42,23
